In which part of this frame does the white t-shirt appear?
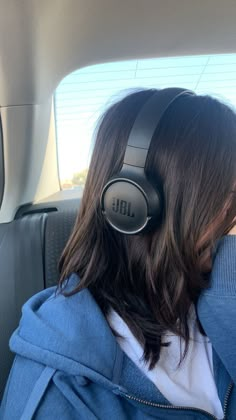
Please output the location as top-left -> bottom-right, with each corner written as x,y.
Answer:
108,307 -> 224,419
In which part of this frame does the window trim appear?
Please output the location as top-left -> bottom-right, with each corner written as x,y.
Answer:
0,114 -> 5,209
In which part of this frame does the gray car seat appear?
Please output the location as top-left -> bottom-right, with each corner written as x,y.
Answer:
0,209 -> 77,399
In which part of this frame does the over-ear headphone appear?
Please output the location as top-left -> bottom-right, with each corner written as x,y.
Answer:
101,88 -> 194,235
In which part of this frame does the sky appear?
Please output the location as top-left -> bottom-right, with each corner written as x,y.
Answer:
55,53 -> 236,185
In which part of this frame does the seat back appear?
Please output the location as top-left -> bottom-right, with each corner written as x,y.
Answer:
0,210 -> 77,398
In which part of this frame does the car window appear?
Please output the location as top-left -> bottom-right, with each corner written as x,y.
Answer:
54,54 -> 236,190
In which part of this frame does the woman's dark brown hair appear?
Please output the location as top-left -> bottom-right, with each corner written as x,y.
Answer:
59,89 -> 236,368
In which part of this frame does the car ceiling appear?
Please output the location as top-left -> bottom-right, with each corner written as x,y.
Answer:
0,0 -> 236,106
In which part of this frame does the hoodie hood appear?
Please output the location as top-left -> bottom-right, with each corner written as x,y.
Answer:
10,274 -> 124,391
10,274 -> 171,407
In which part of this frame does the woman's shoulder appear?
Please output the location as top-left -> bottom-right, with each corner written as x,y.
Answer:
23,274 -> 90,316
17,273 -> 106,342
11,273 -> 117,358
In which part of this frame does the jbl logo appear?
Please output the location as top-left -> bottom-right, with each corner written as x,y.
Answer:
112,198 -> 135,217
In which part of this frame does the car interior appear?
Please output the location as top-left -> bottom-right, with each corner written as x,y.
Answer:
0,0 -> 236,400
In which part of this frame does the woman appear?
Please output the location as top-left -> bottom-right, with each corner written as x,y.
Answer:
1,88 -> 236,419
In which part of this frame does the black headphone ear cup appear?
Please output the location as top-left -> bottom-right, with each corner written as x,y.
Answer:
101,172 -> 162,234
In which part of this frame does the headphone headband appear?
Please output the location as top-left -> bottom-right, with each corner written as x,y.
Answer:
124,88 -> 192,169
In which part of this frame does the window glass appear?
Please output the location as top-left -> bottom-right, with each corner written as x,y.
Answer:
55,54 -> 236,189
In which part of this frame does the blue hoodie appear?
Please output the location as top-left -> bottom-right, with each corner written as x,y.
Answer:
0,236 -> 236,419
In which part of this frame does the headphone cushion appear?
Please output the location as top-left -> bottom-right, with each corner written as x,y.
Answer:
101,173 -> 162,234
